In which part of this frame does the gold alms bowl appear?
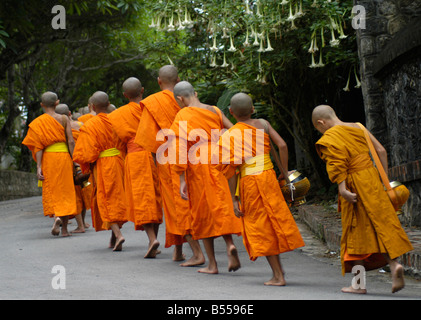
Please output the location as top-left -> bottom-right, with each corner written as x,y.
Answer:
279,170 -> 311,207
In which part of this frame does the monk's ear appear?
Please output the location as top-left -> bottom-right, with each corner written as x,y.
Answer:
229,107 -> 234,115
55,100 -> 60,107
123,92 -> 128,99
251,106 -> 255,114
141,87 -> 145,95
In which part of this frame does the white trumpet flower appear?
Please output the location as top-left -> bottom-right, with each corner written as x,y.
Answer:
245,0 -> 253,15
243,28 -> 250,47
265,33 -> 274,52
258,38 -> 265,53
228,34 -> 237,52
354,68 -> 361,88
308,38 -> 314,53
316,50 -> 325,67
167,13 -> 175,32
253,28 -> 260,46
309,53 -> 317,68
210,55 -> 217,68
343,70 -> 351,92
329,28 -> 339,47
221,52 -> 229,68
149,17 -> 156,28
281,0 -> 289,5
222,27 -> 229,39
287,3 -> 295,21
210,36 -> 218,52
177,14 -> 185,31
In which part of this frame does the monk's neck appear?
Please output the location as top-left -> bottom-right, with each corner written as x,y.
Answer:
129,97 -> 142,104
43,108 -> 56,116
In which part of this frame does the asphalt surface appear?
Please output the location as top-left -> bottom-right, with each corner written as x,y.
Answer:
1,196 -> 420,302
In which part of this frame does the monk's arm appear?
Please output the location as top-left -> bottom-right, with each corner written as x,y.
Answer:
368,131 -> 388,174
222,113 -> 234,129
228,175 -> 243,218
338,180 -> 357,203
65,117 -> 75,156
36,150 -> 44,180
267,122 -> 289,176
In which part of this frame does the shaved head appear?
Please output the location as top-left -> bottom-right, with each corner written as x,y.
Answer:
91,91 -> 110,112
122,77 -> 143,99
230,93 -> 254,117
158,65 -> 179,85
55,103 -> 70,115
312,105 -> 337,124
174,81 -> 195,99
41,91 -> 59,108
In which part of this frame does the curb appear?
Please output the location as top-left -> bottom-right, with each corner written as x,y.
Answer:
296,204 -> 421,280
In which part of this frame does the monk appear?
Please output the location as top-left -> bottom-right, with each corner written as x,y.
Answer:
134,65 -> 204,266
73,91 -> 128,252
171,81 -> 242,274
213,93 -> 305,285
108,77 -> 163,258
78,98 -> 96,123
312,105 -> 414,294
56,103 -> 92,233
22,92 -> 77,237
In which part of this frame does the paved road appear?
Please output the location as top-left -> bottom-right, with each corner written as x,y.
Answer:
1,196 -> 420,302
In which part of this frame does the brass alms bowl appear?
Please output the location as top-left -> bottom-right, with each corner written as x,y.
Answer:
279,170 -> 311,207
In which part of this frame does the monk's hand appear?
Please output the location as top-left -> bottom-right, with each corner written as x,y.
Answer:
233,200 -> 244,218
180,179 -> 189,201
37,166 -> 44,181
340,189 -> 358,204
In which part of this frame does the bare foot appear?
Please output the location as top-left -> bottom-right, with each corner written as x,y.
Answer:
264,277 -> 286,286
391,264 -> 405,293
341,286 -> 367,294
144,240 -> 160,258
180,256 -> 206,267
109,233 -> 116,249
84,223 -> 90,228
227,245 -> 241,272
198,266 -> 219,274
71,227 -> 85,234
51,218 -> 61,236
113,237 -> 125,252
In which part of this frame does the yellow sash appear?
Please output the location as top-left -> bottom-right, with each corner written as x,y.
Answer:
38,143 -> 69,187
99,148 -> 121,158
236,154 -> 273,196
45,142 -> 69,153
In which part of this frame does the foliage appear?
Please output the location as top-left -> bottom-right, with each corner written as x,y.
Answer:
143,0 -> 364,187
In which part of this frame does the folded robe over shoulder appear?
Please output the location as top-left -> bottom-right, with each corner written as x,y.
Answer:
22,114 -> 77,218
170,106 -> 242,240
134,90 -> 188,247
316,125 -> 413,275
72,113 -> 127,232
214,122 -> 305,261
108,102 -> 163,230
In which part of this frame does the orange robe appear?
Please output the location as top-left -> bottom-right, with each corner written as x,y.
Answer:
78,113 -> 95,124
134,90 -> 188,247
316,125 -> 413,275
170,107 -> 242,240
22,114 -> 77,218
214,122 -> 305,261
108,102 -> 162,230
71,124 -> 93,215
72,113 -> 127,232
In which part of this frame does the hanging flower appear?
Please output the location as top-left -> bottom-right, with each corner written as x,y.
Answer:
281,0 -> 289,6
309,53 -> 317,68
313,36 -> 319,52
286,3 -> 295,21
210,35 -> 218,52
253,27 -> 260,46
222,27 -> 229,39
329,28 -> 339,47
167,12 -> 175,32
149,16 -> 156,29
265,33 -> 274,52
343,70 -> 351,92
243,28 -> 250,47
210,55 -> 217,68
316,50 -> 325,67
258,38 -> 265,53
221,52 -> 229,68
256,1 -> 263,18
228,34 -> 237,52
338,22 -> 347,39
177,13 -> 185,31
308,38 -> 314,53
354,67 -> 361,88
245,0 -> 253,15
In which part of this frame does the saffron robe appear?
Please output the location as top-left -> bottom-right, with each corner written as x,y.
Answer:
170,107 -> 242,240
22,114 -> 77,218
72,113 -> 127,232
78,113 -> 95,124
316,125 -> 413,275
214,122 -> 305,261
71,124 -> 93,215
134,90 -> 188,247
108,102 -> 163,230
